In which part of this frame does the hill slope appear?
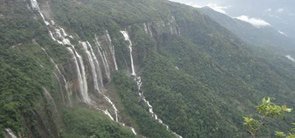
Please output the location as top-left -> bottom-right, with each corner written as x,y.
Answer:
1,0 -> 294,137
200,7 -> 295,57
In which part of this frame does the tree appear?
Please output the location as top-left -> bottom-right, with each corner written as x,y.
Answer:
243,97 -> 293,138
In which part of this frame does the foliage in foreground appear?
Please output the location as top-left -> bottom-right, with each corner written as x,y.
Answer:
244,97 -> 294,138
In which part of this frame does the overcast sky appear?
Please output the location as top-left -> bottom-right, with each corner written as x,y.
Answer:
170,0 -> 295,37
169,0 -> 295,15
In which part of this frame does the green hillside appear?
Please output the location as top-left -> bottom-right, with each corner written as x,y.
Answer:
0,0 -> 294,137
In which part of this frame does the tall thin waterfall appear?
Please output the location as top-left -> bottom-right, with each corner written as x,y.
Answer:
95,35 -> 111,81
143,23 -> 153,37
29,0 -> 91,104
30,0 -> 49,25
86,41 -> 104,88
143,23 -> 148,34
42,87 -> 58,113
120,31 -> 136,76
4,128 -> 17,138
80,41 -> 102,93
136,78 -> 182,138
66,47 -> 91,104
106,31 -> 118,71
81,41 -> 119,122
120,30 -> 182,138
41,47 -> 72,105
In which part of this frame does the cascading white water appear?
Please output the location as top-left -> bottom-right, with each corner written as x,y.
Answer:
30,0 -> 49,25
4,128 -> 17,138
120,30 -> 182,138
106,30 -> 118,71
97,104 -> 136,135
120,30 -> 136,76
143,23 -> 149,34
143,23 -> 152,37
29,0 -> 91,104
104,96 -> 119,122
286,55 -> 295,62
136,77 -> 182,138
72,47 -> 90,103
66,47 -> 91,104
95,107 -> 115,121
102,52 -> 111,79
81,41 -> 120,122
131,128 -> 137,135
103,110 -> 114,121
81,41 -> 102,93
48,22 -> 90,103
41,47 -> 72,105
30,0 -> 136,135
43,87 -> 58,113
86,41 -> 104,88
51,29 -> 91,104
47,27 -> 90,103
94,35 -> 111,81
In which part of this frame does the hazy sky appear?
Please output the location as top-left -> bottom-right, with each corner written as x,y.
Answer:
170,0 -> 295,15
170,0 -> 295,37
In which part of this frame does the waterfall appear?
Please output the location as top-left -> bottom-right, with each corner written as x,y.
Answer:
102,52 -> 111,79
42,87 -> 58,113
103,110 -> 114,121
94,35 -> 111,81
81,41 -> 119,122
29,0 -> 136,135
143,23 -> 153,37
136,77 -> 182,138
49,31 -> 58,42
96,107 -> 114,121
104,96 -> 118,122
4,128 -> 17,138
120,30 -> 136,76
66,47 -> 91,103
30,0 -> 49,25
30,0 -> 91,104
131,128 -> 137,135
106,30 -> 118,71
80,41 -> 102,93
31,0 -> 91,103
41,47 -> 72,105
86,41 -> 104,87
120,30 -> 182,138
143,23 -> 148,34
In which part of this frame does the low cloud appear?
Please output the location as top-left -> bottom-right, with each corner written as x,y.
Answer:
266,8 -> 272,12
278,30 -> 288,37
276,8 -> 284,13
235,15 -> 271,28
206,3 -> 229,14
168,1 -> 229,14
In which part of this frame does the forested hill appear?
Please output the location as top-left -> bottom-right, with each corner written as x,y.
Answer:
199,7 -> 295,57
1,0 -> 294,137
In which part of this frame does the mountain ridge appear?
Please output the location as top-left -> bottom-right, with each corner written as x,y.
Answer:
199,7 -> 295,57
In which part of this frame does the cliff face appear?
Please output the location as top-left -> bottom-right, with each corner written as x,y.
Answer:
1,0 -> 295,138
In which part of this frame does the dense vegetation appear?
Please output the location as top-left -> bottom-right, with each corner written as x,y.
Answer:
0,0 -> 294,137
112,72 -> 175,138
61,107 -> 134,138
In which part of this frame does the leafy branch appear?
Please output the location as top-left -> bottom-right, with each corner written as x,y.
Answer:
243,97 -> 293,138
